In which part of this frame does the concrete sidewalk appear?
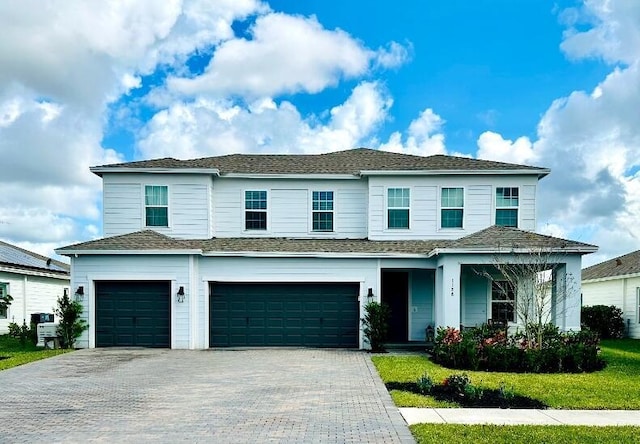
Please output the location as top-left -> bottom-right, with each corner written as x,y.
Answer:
400,408 -> 640,426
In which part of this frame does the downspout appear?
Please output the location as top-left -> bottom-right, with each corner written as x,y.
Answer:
22,275 -> 27,324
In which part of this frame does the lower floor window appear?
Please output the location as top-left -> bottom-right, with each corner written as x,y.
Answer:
0,283 -> 8,319
491,280 -> 515,323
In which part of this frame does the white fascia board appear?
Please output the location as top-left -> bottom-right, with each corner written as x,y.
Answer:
360,169 -> 550,178
90,167 -> 220,176
221,173 -> 360,180
202,251 -> 428,259
0,264 -> 69,280
56,249 -> 203,256
427,246 -> 598,257
582,272 -> 640,283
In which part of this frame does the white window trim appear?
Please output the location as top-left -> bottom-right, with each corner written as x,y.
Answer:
385,186 -> 411,230
637,287 -> 640,324
495,186 -> 520,228
488,279 -> 517,324
143,184 -> 171,228
0,282 -> 9,319
243,189 -> 270,233
309,190 -> 336,234
438,186 -> 465,230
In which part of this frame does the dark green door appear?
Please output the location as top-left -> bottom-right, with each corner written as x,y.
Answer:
210,283 -> 359,348
96,281 -> 171,348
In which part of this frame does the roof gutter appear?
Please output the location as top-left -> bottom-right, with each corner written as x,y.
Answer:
55,249 -> 203,256
428,246 -> 598,257
360,168 -> 550,179
90,167 -> 221,177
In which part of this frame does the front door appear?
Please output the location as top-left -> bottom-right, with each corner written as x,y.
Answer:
381,271 -> 409,342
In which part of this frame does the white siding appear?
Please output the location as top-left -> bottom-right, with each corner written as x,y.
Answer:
213,178 -> 368,238
368,175 -> 539,240
71,255 -> 191,349
583,277 -> 640,339
520,184 -> 536,231
0,271 -> 69,334
102,173 -> 211,239
462,270 -> 488,327
103,183 -> 142,236
582,280 -> 624,307
271,189 -> 307,236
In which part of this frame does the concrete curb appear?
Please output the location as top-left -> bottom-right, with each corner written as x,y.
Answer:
400,408 -> 640,426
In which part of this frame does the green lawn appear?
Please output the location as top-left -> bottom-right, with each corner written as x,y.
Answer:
0,335 -> 71,371
410,424 -> 640,444
372,339 -> 640,409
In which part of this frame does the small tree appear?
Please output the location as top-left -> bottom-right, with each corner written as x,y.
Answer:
0,291 -> 13,316
361,301 -> 390,352
477,247 -> 578,349
54,291 -> 88,349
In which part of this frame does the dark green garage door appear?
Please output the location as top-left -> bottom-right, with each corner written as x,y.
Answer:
96,281 -> 171,348
210,282 -> 359,348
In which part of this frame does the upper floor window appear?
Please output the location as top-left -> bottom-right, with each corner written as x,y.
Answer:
312,191 -> 334,232
441,187 -> 464,228
491,280 -> 515,323
0,283 -> 9,319
245,190 -> 267,230
387,188 -> 410,229
145,185 -> 168,227
496,187 -> 519,227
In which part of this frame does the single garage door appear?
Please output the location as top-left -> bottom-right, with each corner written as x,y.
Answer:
95,281 -> 171,348
210,282 -> 359,348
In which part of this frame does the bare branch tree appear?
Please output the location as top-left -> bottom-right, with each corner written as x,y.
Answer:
476,247 -> 578,348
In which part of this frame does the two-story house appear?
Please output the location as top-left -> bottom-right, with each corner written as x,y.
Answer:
56,148 -> 596,349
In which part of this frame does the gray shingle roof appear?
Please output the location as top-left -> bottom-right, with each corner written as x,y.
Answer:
444,226 -> 598,253
57,227 -> 596,257
582,250 -> 640,280
91,148 -> 549,176
56,230 -> 190,252
0,240 -> 70,274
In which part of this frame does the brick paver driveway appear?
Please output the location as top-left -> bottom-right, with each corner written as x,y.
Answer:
0,348 -> 413,443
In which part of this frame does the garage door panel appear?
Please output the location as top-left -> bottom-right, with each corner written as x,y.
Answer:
96,281 -> 170,348
210,282 -> 358,348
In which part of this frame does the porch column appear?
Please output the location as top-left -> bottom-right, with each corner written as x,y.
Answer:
434,257 -> 461,329
552,255 -> 582,331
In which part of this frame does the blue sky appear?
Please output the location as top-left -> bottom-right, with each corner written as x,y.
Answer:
1,0 -> 639,267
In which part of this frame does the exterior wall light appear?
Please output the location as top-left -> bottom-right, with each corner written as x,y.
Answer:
75,286 -> 84,301
177,286 -> 185,303
367,287 -> 374,302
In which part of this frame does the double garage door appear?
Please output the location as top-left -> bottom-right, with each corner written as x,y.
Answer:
210,283 -> 359,348
95,281 -> 359,348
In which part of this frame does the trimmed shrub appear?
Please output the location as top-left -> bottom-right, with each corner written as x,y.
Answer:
431,323 -> 605,373
361,301 -> 390,352
581,305 -> 625,339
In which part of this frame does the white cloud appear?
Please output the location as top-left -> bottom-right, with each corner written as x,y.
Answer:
378,108 -> 446,156
138,81 -> 392,158
476,131 -> 535,165
560,0 -> 640,64
169,12 -> 409,98
0,0 -> 267,253
477,0 -> 640,263
374,41 -> 412,69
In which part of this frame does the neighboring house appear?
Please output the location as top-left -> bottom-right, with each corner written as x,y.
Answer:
582,250 -> 640,339
0,240 -> 70,334
56,148 -> 597,349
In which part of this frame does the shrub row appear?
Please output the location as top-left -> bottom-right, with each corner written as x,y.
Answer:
431,323 -> 605,373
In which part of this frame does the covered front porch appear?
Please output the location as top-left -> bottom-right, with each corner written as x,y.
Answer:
379,233 -> 596,344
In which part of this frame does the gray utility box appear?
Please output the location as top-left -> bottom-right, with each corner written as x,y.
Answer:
37,322 -> 60,348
